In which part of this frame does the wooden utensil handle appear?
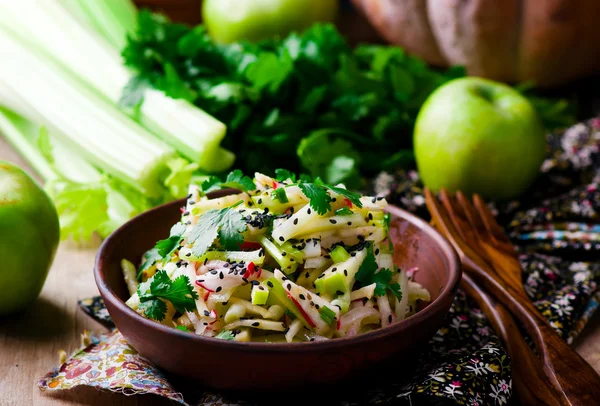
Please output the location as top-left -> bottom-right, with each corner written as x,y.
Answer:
461,274 -> 563,405
465,259 -> 600,405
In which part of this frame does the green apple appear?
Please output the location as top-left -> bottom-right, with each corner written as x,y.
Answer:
414,77 -> 546,200
202,0 -> 339,44
0,161 -> 59,315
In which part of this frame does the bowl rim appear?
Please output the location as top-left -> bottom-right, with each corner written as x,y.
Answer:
95,198 -> 461,352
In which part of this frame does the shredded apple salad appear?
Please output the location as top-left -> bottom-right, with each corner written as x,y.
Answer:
122,170 -> 430,342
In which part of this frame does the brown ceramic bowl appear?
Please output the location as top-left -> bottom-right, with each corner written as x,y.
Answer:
94,197 -> 460,391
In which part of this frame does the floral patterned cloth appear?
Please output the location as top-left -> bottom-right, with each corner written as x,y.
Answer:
38,118 -> 600,405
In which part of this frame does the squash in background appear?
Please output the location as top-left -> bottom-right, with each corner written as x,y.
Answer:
352,0 -> 600,87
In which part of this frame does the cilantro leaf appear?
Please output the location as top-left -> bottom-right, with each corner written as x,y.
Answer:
334,207 -> 353,216
217,208 -> 246,250
299,182 -> 332,215
138,297 -> 167,321
215,330 -> 235,340
319,306 -> 336,325
152,222 -> 187,258
138,248 -> 162,280
201,169 -> 256,193
275,168 -> 296,182
355,244 -> 378,284
188,207 -> 247,256
176,325 -> 190,332
355,244 -> 402,300
138,270 -> 199,320
325,185 -> 363,208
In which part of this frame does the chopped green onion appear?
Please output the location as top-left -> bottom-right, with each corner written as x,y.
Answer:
272,187 -> 289,203
319,306 -> 336,325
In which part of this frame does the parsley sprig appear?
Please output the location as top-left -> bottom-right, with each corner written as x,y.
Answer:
201,169 -> 256,194
138,270 -> 199,321
355,244 -> 402,300
187,205 -> 247,257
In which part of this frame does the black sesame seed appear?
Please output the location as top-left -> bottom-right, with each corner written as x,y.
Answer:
279,236 -> 285,242
257,198 -> 262,204
259,286 -> 265,290
186,253 -> 191,257
371,197 -> 377,204
357,235 -> 365,241
267,281 -> 274,288
264,207 -> 269,213
375,249 -> 380,255
305,272 -> 310,278
331,198 -> 337,202
224,263 -> 230,268
186,193 -> 192,199
282,276 -> 289,281
219,272 -> 224,279
203,322 -> 208,326
183,211 -> 190,216
368,213 -> 373,220
189,201 -> 195,205
332,267 -> 337,272
377,197 -> 384,201
310,301 -> 315,307
347,222 -> 352,226
351,252 -> 356,257
307,208 -> 312,215
286,283 -> 292,291
242,278 -> 249,283
232,329 -> 241,334
344,269 -> 348,276
282,252 -> 287,257
210,270 -> 218,275
203,258 -> 208,265
293,218 -> 298,225
315,304 -> 320,309
216,286 -> 222,292
309,338 -> 315,342
388,315 -> 393,323
329,219 -> 337,224
318,274 -> 325,279
251,280 -> 260,286
203,310 -> 210,316
186,221 -> 192,225
299,294 -> 306,300
252,322 -> 260,327
336,290 -> 344,295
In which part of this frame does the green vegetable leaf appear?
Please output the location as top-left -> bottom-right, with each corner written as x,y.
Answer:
275,168 -> 296,182
138,297 -> 167,321
319,306 -> 336,325
355,244 -> 402,300
215,330 -> 235,340
138,248 -> 162,279
188,207 -> 247,256
299,182 -> 332,215
371,268 -> 402,300
355,244 -> 378,285
201,169 -> 256,193
176,325 -> 190,332
138,270 -> 199,320
334,207 -> 353,216
325,185 -> 363,208
152,222 -> 186,259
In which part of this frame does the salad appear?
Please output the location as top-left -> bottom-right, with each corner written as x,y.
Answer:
122,170 -> 430,342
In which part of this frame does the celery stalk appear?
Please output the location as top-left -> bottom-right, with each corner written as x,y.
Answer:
0,107 -> 152,241
0,24 -> 175,198
0,0 -> 232,171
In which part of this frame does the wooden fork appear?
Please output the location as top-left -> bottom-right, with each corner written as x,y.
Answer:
425,188 -> 600,405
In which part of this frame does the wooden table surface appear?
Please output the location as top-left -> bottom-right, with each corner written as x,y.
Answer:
2,138 -> 600,406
